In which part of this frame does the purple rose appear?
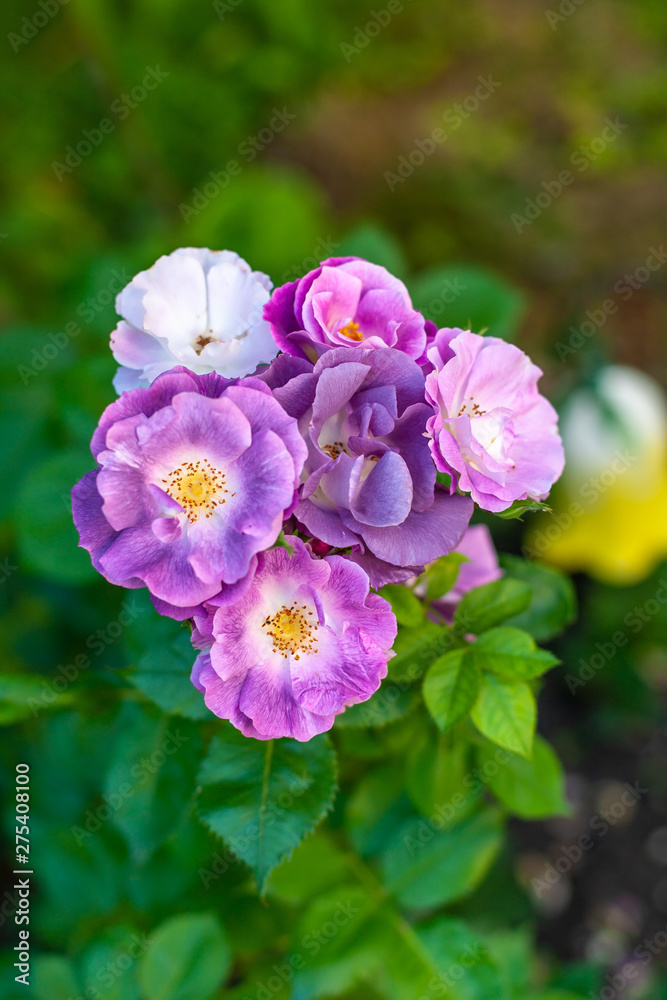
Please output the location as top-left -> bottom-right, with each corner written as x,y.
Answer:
432,524 -> 503,621
264,256 -> 428,362
72,368 -> 306,611
425,329 -> 565,512
258,347 -> 473,587
191,537 -> 397,741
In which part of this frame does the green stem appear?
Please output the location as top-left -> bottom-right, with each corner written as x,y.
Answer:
344,852 -> 440,973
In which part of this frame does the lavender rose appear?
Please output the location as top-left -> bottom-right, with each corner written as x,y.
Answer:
110,248 -> 278,393
264,256 -> 429,362
72,368 -> 306,611
259,346 -> 473,587
191,538 -> 397,741
425,328 -> 565,512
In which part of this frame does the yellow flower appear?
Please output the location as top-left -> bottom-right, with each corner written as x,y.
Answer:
525,366 -> 667,584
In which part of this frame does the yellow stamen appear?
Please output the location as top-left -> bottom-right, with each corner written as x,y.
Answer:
161,458 -> 230,522
261,601 -> 318,660
338,320 -> 363,341
457,396 -> 487,418
322,441 -> 346,460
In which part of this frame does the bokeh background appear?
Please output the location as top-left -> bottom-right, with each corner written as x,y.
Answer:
1,0 -> 667,997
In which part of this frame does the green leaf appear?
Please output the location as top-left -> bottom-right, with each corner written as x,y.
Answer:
291,886 -> 386,1000
338,618 -> 456,729
387,621 -> 455,682
476,736 -> 570,819
416,918 -> 506,1000
104,703 -> 201,863
495,499 -> 552,520
345,763 -> 412,857
419,552 -> 469,601
196,728 -> 337,891
454,578 -> 532,635
32,820 -> 125,939
15,450 -> 99,584
139,912 -> 230,1000
382,808 -> 503,909
78,925 -> 144,1000
550,961 -> 605,997
33,955 -> 81,1000
471,674 -> 536,758
126,629 -> 211,720
485,927 -> 534,998
406,730 -> 481,821
534,994 -> 586,1000
465,627 -> 559,680
335,683 -> 420,728
0,673 -> 74,724
410,264 -> 526,341
293,891 -> 505,1000
265,832 -> 350,904
423,649 -> 481,732
378,583 -> 424,627
500,555 -> 577,642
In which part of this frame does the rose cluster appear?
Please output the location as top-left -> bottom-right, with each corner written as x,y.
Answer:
73,249 -> 564,741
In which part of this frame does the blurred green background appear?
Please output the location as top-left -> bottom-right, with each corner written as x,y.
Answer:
1,0 -> 667,998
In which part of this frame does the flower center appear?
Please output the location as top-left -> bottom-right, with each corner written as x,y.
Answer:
338,320 -> 363,341
161,459 -> 230,522
322,440 -> 347,460
194,333 -> 219,354
261,601 -> 318,660
457,396 -> 487,418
